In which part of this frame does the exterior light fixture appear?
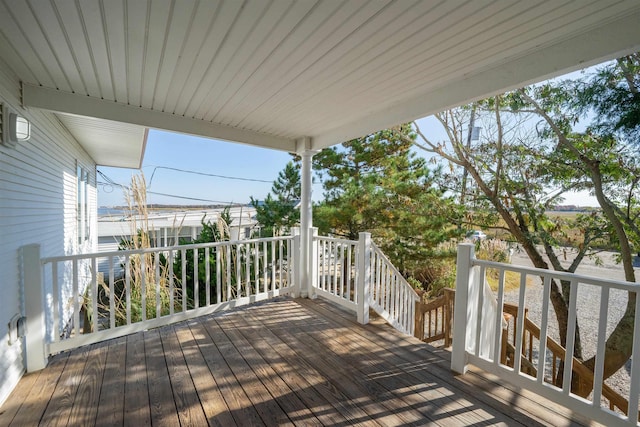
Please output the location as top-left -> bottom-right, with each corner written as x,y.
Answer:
2,105 -> 31,147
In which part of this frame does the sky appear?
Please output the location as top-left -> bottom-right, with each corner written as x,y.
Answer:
96,117 -> 451,207
97,114 -> 599,208
98,129 -> 297,206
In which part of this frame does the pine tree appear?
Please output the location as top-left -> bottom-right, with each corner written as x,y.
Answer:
314,125 -> 462,274
251,161 -> 301,236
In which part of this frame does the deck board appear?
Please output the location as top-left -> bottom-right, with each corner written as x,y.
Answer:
162,326 -> 210,426
39,343 -> 90,426
173,324 -> 236,427
295,300 -> 494,426
144,329 -> 180,427
95,336 -> 126,427
123,333 -> 151,426
1,297 -> 599,426
298,299 -> 518,426
67,340 -> 109,426
230,305 -> 377,426
189,320 -> 265,426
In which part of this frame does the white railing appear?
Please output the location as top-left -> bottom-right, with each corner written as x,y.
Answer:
369,241 -> 419,336
452,243 -> 640,427
312,232 -> 419,335
34,236 -> 296,356
21,230 -> 417,372
313,235 -> 359,310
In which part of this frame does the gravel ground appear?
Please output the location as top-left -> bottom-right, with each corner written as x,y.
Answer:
503,247 -> 638,406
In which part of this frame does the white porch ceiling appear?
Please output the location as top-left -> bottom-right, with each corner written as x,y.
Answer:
1,0 -> 639,168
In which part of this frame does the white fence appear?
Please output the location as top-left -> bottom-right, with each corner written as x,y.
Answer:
452,243 -> 640,427
313,232 -> 419,335
21,231 -> 418,373
313,235 -> 359,311
29,236 -> 296,361
369,241 -> 419,336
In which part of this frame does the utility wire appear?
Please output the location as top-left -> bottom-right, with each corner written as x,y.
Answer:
146,191 -> 238,204
148,165 -> 273,188
97,180 -> 241,205
97,167 -> 312,205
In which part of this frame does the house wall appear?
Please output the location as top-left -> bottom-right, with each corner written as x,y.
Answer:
0,59 -> 97,406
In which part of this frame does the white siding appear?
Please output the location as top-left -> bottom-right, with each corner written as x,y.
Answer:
0,58 -> 97,406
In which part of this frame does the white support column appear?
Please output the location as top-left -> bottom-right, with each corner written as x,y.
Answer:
357,232 -> 372,324
20,244 -> 48,372
299,149 -> 314,298
451,243 -> 475,375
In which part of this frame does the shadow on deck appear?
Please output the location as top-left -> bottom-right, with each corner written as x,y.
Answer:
0,297 -> 598,426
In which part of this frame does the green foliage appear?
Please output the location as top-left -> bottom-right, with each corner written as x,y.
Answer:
251,161 -> 301,236
173,208 -> 232,308
573,54 -> 640,143
313,125 -> 463,275
518,60 -> 640,265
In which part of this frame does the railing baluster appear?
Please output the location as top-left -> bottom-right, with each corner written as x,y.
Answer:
390,272 -> 396,319
109,256 -> 115,329
72,259 -> 79,335
263,241 -> 268,293
140,254 -> 146,321
513,272 -> 528,374
236,245 -> 242,297
91,256 -> 98,332
347,243 -> 353,300
279,240 -> 284,289
339,244 -> 345,298
493,268 -> 506,365
245,243 -> 251,296
562,279 -> 579,394
169,250 -> 174,315
592,286 -> 610,407
324,240 -> 329,292
181,249 -> 187,312
52,262 -> 59,338
323,240 -> 328,291
227,245 -> 232,300
125,254 -> 131,325
331,243 -> 338,295
375,253 -> 381,305
400,283 -> 407,331
474,265 -> 486,358
627,290 -> 640,422
383,262 -> 389,311
194,248 -> 199,309
254,242 -> 260,294
155,252 -> 161,318
205,247 -> 211,306
537,276 -> 552,383
270,240 -> 275,292
216,246 -> 221,304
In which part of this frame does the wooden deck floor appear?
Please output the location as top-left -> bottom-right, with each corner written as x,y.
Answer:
0,297 -> 597,426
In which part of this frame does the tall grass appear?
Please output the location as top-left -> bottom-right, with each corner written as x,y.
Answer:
100,174 -> 181,325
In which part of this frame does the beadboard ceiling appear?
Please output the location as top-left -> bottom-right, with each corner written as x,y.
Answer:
1,0 -> 639,167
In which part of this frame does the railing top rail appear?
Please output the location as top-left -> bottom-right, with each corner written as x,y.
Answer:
41,235 -> 294,264
472,258 -> 640,291
313,235 -> 358,245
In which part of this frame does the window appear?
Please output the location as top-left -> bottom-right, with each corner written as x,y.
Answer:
77,164 -> 90,245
